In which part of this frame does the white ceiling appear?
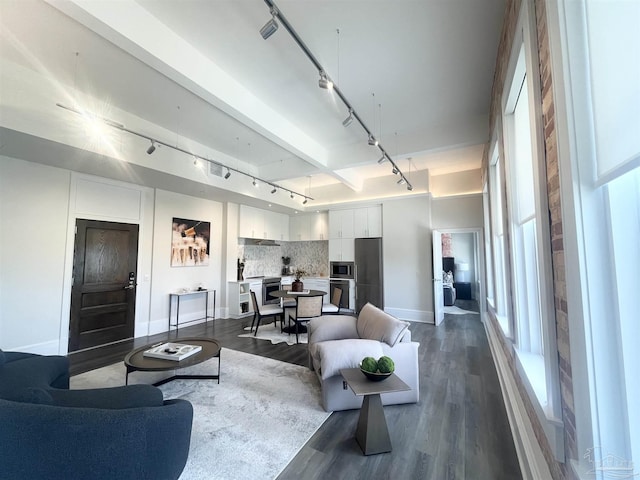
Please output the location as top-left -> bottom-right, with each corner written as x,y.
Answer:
0,0 -> 505,208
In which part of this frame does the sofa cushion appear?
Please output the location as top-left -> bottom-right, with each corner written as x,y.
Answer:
356,303 -> 410,347
308,315 -> 359,343
314,339 -> 384,380
48,385 -> 164,409
1,387 -> 54,405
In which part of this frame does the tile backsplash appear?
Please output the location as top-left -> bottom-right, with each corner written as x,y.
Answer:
238,241 -> 328,278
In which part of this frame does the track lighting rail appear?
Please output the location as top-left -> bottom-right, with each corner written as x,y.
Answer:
262,0 -> 412,191
56,102 -> 313,202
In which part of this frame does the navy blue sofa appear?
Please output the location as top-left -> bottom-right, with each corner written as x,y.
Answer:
0,348 -> 193,480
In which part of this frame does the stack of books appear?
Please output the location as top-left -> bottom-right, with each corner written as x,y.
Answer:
143,342 -> 202,361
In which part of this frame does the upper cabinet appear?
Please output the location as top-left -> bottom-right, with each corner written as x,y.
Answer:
353,206 -> 382,238
329,206 -> 381,239
328,209 -> 355,239
239,205 -> 289,241
289,212 -> 328,241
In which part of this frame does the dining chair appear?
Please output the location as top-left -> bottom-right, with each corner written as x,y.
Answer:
280,284 -> 297,309
288,294 -> 323,344
321,287 -> 342,315
249,291 -> 283,336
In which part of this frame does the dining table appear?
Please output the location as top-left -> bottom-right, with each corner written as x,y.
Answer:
269,289 -> 326,334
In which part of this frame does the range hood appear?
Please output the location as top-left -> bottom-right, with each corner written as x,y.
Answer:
239,238 -> 281,246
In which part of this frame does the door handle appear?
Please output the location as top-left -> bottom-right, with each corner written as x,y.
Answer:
124,285 -> 135,290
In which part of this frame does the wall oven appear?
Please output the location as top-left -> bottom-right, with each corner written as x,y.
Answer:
330,261 -> 354,279
262,277 -> 281,305
330,279 -> 351,310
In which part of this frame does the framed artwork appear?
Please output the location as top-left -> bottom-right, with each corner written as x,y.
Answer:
171,217 -> 210,267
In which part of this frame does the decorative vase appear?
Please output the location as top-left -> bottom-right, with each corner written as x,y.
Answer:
292,280 -> 303,292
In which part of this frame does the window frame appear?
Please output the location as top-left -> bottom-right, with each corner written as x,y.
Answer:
488,140 -> 511,336
547,0 -> 640,476
500,0 -> 564,461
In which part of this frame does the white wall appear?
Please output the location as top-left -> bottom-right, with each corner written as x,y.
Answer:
0,156 -> 224,352
382,195 -> 433,322
0,156 -> 71,353
149,190 -> 223,335
431,194 -> 484,229
429,169 -> 483,198
451,232 -> 476,284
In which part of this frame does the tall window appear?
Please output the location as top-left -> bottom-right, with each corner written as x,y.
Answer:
500,0 -> 563,458
482,183 -> 494,304
489,148 -> 509,335
550,0 -> 640,474
507,72 -> 543,354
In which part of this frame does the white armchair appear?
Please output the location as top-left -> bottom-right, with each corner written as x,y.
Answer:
308,303 -> 420,412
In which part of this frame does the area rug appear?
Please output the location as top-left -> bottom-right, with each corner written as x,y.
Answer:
444,305 -> 479,315
238,322 -> 308,345
71,348 -> 329,480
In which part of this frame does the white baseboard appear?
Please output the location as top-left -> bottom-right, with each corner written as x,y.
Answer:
483,314 -> 553,480
8,339 -> 61,355
385,307 -> 434,323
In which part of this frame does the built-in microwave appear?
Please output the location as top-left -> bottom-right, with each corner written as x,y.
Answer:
330,261 -> 354,279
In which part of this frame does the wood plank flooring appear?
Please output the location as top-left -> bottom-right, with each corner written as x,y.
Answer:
68,301 -> 522,479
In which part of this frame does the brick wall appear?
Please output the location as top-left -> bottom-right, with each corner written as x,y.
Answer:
484,0 -> 577,478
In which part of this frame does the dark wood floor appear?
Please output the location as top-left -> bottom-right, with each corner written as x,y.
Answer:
69,301 -> 522,479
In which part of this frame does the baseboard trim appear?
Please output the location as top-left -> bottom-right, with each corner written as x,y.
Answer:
483,314 -> 553,480
8,339 -> 60,355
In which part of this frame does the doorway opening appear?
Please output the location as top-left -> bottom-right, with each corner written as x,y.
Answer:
433,228 -> 485,325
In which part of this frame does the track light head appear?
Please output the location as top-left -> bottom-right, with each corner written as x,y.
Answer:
342,109 -> 353,127
290,192 -> 294,199
303,198 -> 308,205
271,186 -> 277,194
318,71 -> 333,90
407,184 -> 413,191
146,141 -> 156,155
397,177 -> 406,185
224,168 -> 231,179
392,167 -> 399,175
377,155 -> 386,164
368,135 -> 378,146
252,178 -> 259,187
260,9 -> 279,39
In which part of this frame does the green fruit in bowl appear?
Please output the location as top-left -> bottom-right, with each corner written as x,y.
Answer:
361,356 -> 378,373
377,356 -> 395,373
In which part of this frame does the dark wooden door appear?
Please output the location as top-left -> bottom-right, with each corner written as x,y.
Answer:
69,219 -> 139,352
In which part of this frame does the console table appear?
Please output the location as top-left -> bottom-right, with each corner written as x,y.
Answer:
169,289 -> 215,332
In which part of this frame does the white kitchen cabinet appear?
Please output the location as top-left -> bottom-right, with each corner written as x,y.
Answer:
329,238 -> 355,262
289,214 -> 308,241
304,278 -> 330,301
328,210 -> 354,239
310,212 -> 328,240
228,281 -> 251,318
249,280 -> 262,310
239,205 -> 260,238
239,205 -> 289,240
353,205 -> 382,238
289,212 -> 327,241
279,214 -> 290,241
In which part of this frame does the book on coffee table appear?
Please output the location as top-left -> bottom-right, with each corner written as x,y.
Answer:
143,342 -> 202,361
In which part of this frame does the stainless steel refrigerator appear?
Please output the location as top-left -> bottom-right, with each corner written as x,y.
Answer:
354,237 -> 384,313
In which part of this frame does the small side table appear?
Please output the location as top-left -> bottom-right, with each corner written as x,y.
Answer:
340,368 -> 410,455
169,289 -> 216,332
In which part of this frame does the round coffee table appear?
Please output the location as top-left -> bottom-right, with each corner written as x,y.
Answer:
124,337 -> 221,386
